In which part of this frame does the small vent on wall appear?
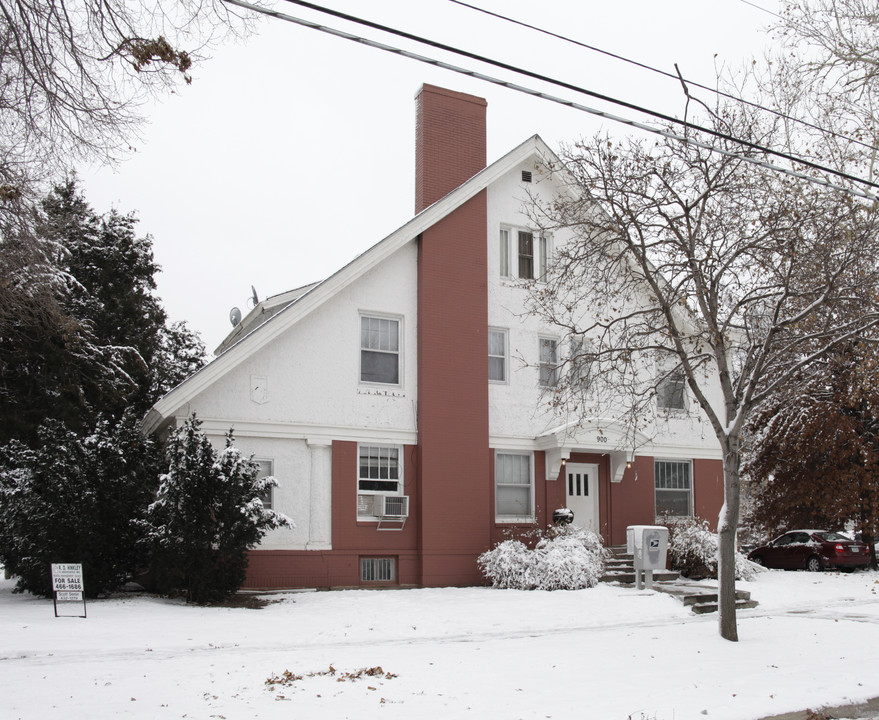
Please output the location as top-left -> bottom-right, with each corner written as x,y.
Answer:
521,170 -> 533,183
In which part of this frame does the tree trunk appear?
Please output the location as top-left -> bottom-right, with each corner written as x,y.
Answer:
717,438 -> 742,641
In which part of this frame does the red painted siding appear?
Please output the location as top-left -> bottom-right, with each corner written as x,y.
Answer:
245,442 -> 421,589
608,456 -> 657,546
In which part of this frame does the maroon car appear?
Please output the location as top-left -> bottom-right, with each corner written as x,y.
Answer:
748,530 -> 871,572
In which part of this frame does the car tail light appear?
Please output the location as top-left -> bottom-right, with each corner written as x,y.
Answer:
835,543 -> 845,554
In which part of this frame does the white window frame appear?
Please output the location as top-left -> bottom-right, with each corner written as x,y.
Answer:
499,225 -> 551,281
255,458 -> 274,510
360,313 -> 402,386
538,336 -> 559,388
488,327 -> 508,384
654,459 -> 693,519
357,443 -> 404,520
494,451 -> 535,522
656,356 -> 686,413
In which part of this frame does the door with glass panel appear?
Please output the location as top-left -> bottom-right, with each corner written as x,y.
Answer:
565,463 -> 599,531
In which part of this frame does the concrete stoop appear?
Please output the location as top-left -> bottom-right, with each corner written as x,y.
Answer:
601,547 -> 759,614
654,580 -> 759,614
600,548 -> 679,585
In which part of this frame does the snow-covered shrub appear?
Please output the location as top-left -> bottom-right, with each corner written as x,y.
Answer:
476,539 -> 537,589
665,517 -> 761,581
478,525 -> 607,590
143,414 -> 292,604
0,413 -> 162,597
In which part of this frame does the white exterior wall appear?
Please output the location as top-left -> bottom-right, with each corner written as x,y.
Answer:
486,162 -> 723,458
175,242 -> 419,549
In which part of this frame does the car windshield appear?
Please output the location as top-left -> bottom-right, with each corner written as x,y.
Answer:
815,531 -> 849,542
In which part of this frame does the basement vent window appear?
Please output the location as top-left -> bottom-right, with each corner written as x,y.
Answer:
360,557 -> 395,582
521,170 -> 532,183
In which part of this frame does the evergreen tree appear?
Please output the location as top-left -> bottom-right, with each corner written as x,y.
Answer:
0,179 -> 206,444
143,415 -> 291,604
0,413 -> 162,596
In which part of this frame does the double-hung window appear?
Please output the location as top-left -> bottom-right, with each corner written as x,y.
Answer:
495,452 -> 533,520
357,444 -> 403,519
360,315 -> 400,385
539,337 -> 558,387
654,460 -> 692,517
656,356 -> 686,412
488,328 -> 508,383
499,227 -> 550,281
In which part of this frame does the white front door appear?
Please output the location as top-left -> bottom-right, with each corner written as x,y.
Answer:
565,463 -> 599,532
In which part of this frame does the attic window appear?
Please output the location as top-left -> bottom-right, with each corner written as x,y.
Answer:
521,170 -> 532,183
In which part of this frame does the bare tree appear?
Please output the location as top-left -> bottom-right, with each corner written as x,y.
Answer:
764,1 -> 879,181
0,2 -> 249,424
0,0 -> 255,201
527,104 -> 879,641
776,0 -> 879,99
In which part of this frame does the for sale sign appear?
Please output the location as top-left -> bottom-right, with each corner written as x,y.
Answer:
51,563 -> 86,618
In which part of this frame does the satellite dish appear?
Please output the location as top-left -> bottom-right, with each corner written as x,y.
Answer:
229,307 -> 242,327
249,285 -> 260,308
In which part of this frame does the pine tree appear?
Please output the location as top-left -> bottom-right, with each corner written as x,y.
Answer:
0,413 -> 162,596
144,415 -> 291,604
0,179 -> 206,444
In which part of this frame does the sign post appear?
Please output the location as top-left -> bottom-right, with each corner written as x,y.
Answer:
51,563 -> 87,618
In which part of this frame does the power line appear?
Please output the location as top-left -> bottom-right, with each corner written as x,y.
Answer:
276,0 -> 879,193
221,0 -> 876,199
738,0 -> 783,20
447,0 -> 878,156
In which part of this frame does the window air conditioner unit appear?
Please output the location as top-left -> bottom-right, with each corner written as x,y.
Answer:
378,495 -> 409,518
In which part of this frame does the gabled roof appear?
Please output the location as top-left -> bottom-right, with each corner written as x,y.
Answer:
142,134 -> 563,435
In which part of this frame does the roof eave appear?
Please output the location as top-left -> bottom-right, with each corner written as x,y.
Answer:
144,135 -> 561,430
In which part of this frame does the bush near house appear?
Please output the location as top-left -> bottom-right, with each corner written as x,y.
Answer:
0,413 -> 161,597
142,415 -> 291,604
663,516 -> 761,581
478,525 -> 607,590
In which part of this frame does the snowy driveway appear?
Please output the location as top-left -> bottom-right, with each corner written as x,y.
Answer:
1,570 -> 878,719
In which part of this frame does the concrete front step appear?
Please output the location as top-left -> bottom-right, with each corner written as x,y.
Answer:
653,580 -> 760,614
604,546 -> 761,615
680,589 -> 751,606
600,570 -> 680,583
691,599 -> 760,614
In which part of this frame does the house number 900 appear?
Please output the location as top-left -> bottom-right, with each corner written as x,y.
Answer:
596,436 -> 608,443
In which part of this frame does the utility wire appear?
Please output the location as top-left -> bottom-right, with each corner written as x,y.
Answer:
739,0 -> 783,19
276,0 -> 879,193
447,0 -> 877,155
221,0 -> 875,199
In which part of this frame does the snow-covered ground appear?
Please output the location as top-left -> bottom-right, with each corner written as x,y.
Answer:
2,570 -> 879,720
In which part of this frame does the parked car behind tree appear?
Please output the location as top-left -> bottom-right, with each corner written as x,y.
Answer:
748,530 -> 870,572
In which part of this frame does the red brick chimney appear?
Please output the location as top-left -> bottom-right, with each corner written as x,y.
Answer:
415,84 -> 491,587
414,84 -> 487,213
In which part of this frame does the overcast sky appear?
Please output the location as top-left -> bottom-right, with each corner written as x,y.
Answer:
79,0 -> 779,354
